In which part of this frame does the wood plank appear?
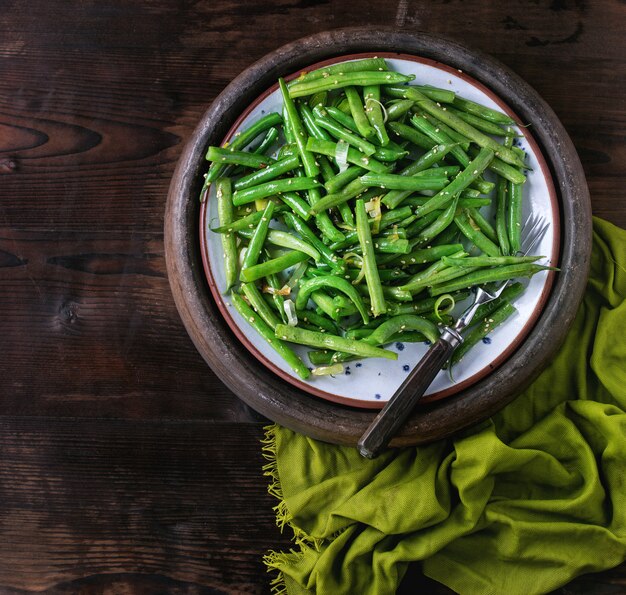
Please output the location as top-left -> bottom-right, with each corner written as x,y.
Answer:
0,419 -> 284,593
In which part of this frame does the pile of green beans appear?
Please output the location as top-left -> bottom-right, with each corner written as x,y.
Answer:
203,59 -> 551,379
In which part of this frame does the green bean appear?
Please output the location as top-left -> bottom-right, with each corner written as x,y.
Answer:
232,177 -> 321,206
495,175 -> 510,256
317,315 -> 439,364
404,264 -> 481,295
235,229 -> 321,261
409,112 -> 470,166
298,309 -> 339,334
309,178 -> 368,214
358,172 -> 449,192
305,138 -> 390,173
385,99 -> 414,121
431,222 -> 461,247
323,105 -> 362,133
410,85 -> 456,104
385,291 -> 470,316
231,293 -> 310,379
306,350 -> 343,365
215,178 -> 238,291
387,120 -> 434,151
468,145 -> 526,185
324,165 -> 365,194
261,290 -> 284,321
472,281 -> 524,321
331,294 -> 354,310
386,86 -> 524,167
265,272 -> 287,324
373,237 -> 410,254
454,210 -> 501,257
233,154 -> 300,190
279,78 -> 319,177
310,290 -> 341,321
415,148 -> 495,217
508,147 -> 525,253
252,126 -> 280,155
240,201 -> 275,271
276,143 -> 298,160
345,267 -> 408,283
335,202 -> 354,228
299,103 -> 332,142
344,86 -> 375,139
317,155 -> 337,184
381,142 -> 458,209
280,78 -> 344,243
413,111 -> 471,150
450,302 -> 517,366
295,108 -> 336,183
206,146 -> 276,169
452,95 -> 516,125
446,105 -> 514,136
211,205 -> 274,234
291,57 -> 388,85
411,194 -> 460,249
308,91 -> 328,109
391,243 -> 465,266
495,134 -> 513,256
275,324 -> 397,360
363,85 -> 390,146
404,196 -> 491,209
354,283 -> 412,302
240,282 -> 281,330
313,113 -> 377,155
356,198 -> 387,317
204,112 -> 283,187
282,212 -> 344,273
461,188 -> 482,198
429,263 -> 552,296
296,275 -> 370,324
467,207 -> 498,244
240,250 -> 310,283
327,206 -> 413,251
289,71 -> 415,98
405,210 -> 442,239
366,314 -> 440,345
277,191 -> 312,221
282,101 -> 295,144
442,255 -> 542,267
372,144 -> 409,162
399,249 -> 467,292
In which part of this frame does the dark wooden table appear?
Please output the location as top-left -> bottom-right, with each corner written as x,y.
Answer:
1,1 -> 624,593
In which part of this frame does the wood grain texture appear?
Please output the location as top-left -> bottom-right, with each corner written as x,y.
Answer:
0,0 -> 624,592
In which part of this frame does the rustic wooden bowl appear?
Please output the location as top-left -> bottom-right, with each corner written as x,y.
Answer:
165,28 -> 591,446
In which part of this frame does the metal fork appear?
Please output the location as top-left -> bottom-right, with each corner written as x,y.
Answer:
357,214 -> 549,458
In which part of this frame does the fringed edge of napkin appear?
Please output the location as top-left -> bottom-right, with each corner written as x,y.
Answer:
261,424 -> 323,595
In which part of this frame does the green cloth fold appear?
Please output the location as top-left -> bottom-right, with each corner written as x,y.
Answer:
263,217 -> 626,595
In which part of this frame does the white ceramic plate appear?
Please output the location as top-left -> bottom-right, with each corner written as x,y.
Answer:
200,52 -> 560,408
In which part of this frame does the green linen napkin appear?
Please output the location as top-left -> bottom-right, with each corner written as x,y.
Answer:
262,217 -> 626,595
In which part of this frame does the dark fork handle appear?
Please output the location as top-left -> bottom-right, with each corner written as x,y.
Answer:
357,328 -> 462,458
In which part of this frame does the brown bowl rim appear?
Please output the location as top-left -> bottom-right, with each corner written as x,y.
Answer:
165,28 -> 591,446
